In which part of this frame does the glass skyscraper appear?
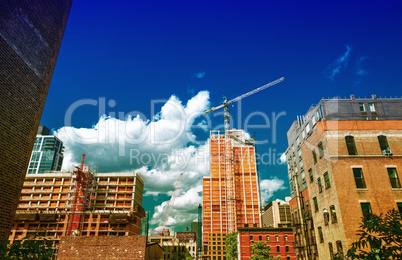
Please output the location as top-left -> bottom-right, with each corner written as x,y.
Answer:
27,126 -> 64,174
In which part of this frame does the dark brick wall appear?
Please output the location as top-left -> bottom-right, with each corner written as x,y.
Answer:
58,236 -> 147,260
0,0 -> 72,238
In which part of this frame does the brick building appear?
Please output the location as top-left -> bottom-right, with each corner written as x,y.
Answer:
176,227 -> 196,243
0,0 -> 73,238
8,171 -> 146,251
203,130 -> 261,260
285,95 -> 402,259
237,227 -> 296,260
58,236 -> 149,260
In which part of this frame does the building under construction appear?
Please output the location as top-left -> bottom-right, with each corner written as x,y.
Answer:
8,159 -> 146,250
202,129 -> 261,259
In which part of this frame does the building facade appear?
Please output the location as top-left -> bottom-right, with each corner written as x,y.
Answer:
8,171 -> 146,251
141,211 -> 150,240
203,130 -> 261,260
237,227 -> 296,260
176,228 -> 196,243
27,126 -> 64,174
285,95 -> 402,259
261,197 -> 292,228
0,1 -> 73,237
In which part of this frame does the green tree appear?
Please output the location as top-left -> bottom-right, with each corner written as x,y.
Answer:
0,235 -> 54,259
225,232 -> 238,260
250,241 -> 280,260
346,209 -> 402,260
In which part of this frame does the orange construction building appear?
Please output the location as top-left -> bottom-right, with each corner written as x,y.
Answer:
203,130 -> 261,260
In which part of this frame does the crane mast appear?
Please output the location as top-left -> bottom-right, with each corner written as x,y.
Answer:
205,77 -> 285,233
151,173 -> 183,236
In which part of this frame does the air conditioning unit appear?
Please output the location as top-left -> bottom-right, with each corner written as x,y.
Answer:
382,149 -> 393,156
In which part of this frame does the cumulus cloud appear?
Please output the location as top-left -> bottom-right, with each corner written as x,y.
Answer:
55,91 -> 211,231
191,71 -> 206,79
323,44 -> 351,80
259,178 -> 286,205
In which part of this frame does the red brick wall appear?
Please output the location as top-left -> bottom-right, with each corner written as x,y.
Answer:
238,229 -> 296,260
58,236 -> 147,260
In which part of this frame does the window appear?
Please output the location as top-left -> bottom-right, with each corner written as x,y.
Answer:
397,202 -> 402,213
359,103 -> 366,112
309,169 -> 314,182
298,148 -> 302,157
345,136 -> 358,155
266,235 -> 270,241
318,227 -> 324,243
286,245 -> 289,252
259,235 -> 262,241
336,241 -> 343,255
276,246 -> 280,252
372,116 -> 378,120
318,178 -> 323,192
318,142 -> 324,157
353,168 -> 366,188
312,150 -> 317,164
285,235 -> 288,241
360,202 -> 372,218
250,235 -> 253,242
313,197 -> 318,211
362,116 -> 368,120
369,103 -> 376,112
324,172 -> 331,188
387,168 -> 401,188
330,205 -> 337,223
329,243 -> 334,259
378,135 -> 389,151
324,211 -> 329,225
276,235 -> 279,242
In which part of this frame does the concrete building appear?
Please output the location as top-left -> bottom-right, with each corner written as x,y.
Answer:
0,0 -> 73,238
261,197 -> 292,228
285,95 -> 402,259
237,227 -> 296,260
203,129 -> 261,260
27,126 -> 64,174
8,170 -> 146,251
162,240 -> 197,260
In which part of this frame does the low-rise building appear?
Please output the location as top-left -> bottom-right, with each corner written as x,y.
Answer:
8,170 -> 146,252
237,227 -> 296,260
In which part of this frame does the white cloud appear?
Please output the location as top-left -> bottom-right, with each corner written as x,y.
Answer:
356,56 -> 370,76
279,153 -> 286,164
259,178 -> 286,205
54,91 -> 211,231
323,44 -> 351,80
191,71 -> 206,79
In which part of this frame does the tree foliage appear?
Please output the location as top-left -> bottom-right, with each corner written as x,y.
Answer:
0,235 -> 54,259
250,241 -> 280,260
225,232 -> 238,260
346,209 -> 402,260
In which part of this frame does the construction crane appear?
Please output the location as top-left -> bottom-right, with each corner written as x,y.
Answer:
151,173 -> 183,236
204,77 -> 285,233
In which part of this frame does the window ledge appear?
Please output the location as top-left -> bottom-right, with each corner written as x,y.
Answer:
391,188 -> 402,191
356,188 -> 368,191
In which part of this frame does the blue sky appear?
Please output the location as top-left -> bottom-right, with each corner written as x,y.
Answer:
41,0 -> 402,231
